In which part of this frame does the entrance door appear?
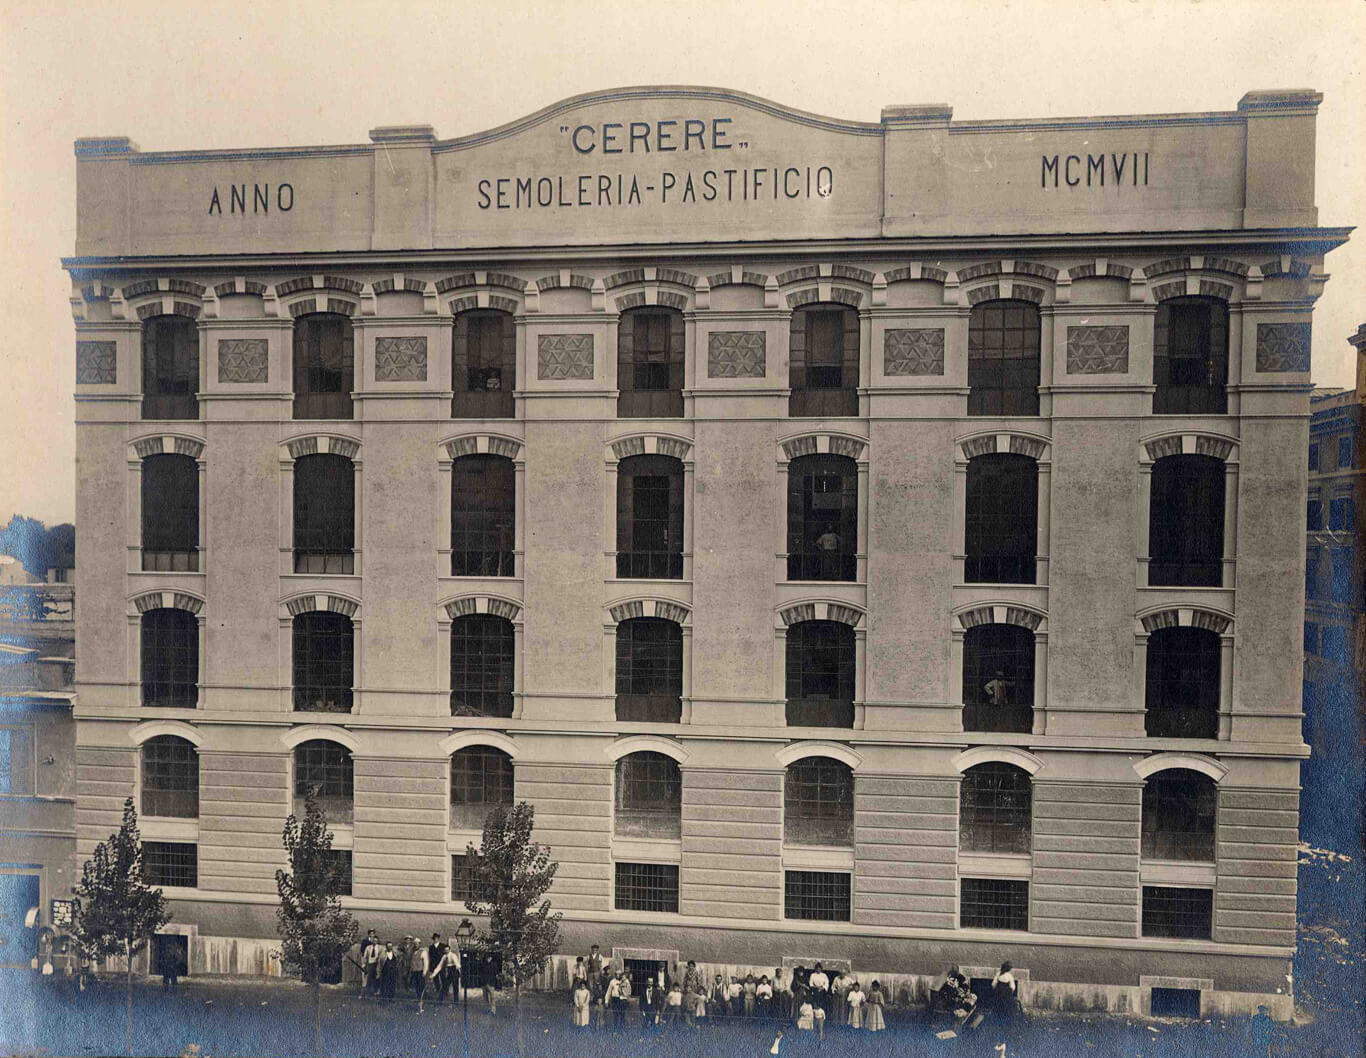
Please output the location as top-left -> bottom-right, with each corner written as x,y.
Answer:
0,873 -> 40,968
151,934 -> 189,977
624,958 -> 660,1001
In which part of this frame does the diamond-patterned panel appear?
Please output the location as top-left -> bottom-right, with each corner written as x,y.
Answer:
707,331 -> 766,378
883,328 -> 945,376
374,336 -> 428,381
217,339 -> 268,383
537,333 -> 594,380
1066,325 -> 1129,374
1256,323 -> 1311,372
76,341 -> 116,384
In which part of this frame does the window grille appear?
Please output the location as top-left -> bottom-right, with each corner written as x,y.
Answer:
1308,443 -> 1319,472
141,736 -> 199,818
1141,886 -> 1212,939
1153,297 -> 1228,414
293,454 -> 354,574
968,300 -> 1040,416
293,740 -> 353,823
614,862 -> 680,912
965,454 -> 1038,584
616,455 -> 684,579
1141,769 -> 1216,861
615,618 -> 682,722
141,608 -> 198,708
617,308 -> 684,418
450,746 -> 514,830
1329,496 -> 1356,533
787,455 -> 857,582
789,306 -> 859,417
784,758 -> 853,846
451,455 -> 515,577
785,620 -> 855,728
783,870 -> 851,921
962,624 -> 1034,733
293,313 -> 354,420
960,763 -> 1032,854
1144,627 -> 1219,738
292,611 -> 353,713
324,849 -> 352,897
451,854 -> 478,903
452,310 -> 516,419
450,615 -> 514,717
141,315 -> 199,421
959,878 -> 1028,931
1148,455 -> 1224,587
614,752 -> 681,839
142,841 -> 198,888
141,454 -> 199,571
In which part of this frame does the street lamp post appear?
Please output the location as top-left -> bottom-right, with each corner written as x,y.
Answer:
455,918 -> 474,1058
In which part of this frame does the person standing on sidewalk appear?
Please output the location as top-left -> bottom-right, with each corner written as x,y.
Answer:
571,979 -> 592,1030
408,941 -> 430,1012
378,943 -> 398,1002
863,981 -> 886,1033
429,945 -> 461,1007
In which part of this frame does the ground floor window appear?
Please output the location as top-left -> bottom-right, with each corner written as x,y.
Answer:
324,849 -> 352,897
1141,886 -> 1212,939
783,870 -> 851,921
451,854 -> 477,904
959,877 -> 1028,931
614,862 -> 679,913
142,841 -> 198,888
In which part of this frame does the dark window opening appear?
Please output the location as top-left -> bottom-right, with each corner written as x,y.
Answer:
960,878 -> 1028,931
614,862 -> 680,912
784,757 -> 853,846
292,611 -> 353,713
1308,443 -> 1319,472
1148,454 -> 1225,587
1331,548 -> 1356,604
785,620 -> 855,728
960,763 -> 1032,854
1306,547 -> 1321,600
1141,769 -> 1216,862
615,618 -> 682,722
451,615 -> 514,717
324,849 -> 353,897
787,454 -> 857,581
1307,498 -> 1323,532
141,608 -> 198,708
451,854 -> 477,903
1150,987 -> 1202,1019
293,740 -> 353,823
293,312 -> 354,420
141,454 -> 199,571
1144,627 -> 1219,738
1154,297 -> 1228,414
141,735 -> 199,819
618,308 -> 684,418
789,305 -> 859,417
293,453 -> 355,574
143,841 -> 198,888
142,315 -> 199,420
614,752 -> 681,839
450,746 -> 514,830
1329,496 -> 1356,533
1142,886 -> 1212,939
452,310 -> 516,419
962,624 -> 1034,733
616,455 -> 684,579
1304,623 -> 1319,655
451,454 -> 515,577
965,453 -> 1038,584
1337,435 -> 1355,469
784,870 -> 851,921
968,300 -> 1040,417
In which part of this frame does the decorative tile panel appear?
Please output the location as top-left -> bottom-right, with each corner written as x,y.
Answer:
1066,325 -> 1129,374
76,341 -> 117,384
883,328 -> 945,376
708,331 -> 766,378
374,336 -> 428,382
217,339 -> 268,383
537,333 -> 594,380
1256,323 -> 1311,372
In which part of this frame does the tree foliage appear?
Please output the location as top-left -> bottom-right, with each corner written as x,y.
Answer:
462,801 -> 562,991
0,514 -> 75,579
72,798 -> 170,964
274,790 -> 358,986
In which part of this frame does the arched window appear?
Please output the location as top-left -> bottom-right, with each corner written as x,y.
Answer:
1149,454 -> 1224,587
450,746 -> 514,830
1145,627 -> 1219,738
784,757 -> 853,846
965,453 -> 1038,584
141,735 -> 199,818
1142,769 -> 1216,861
787,454 -> 857,582
1154,296 -> 1228,414
785,620 -> 855,728
450,615 -> 514,717
453,309 -> 516,419
451,454 -> 515,577
293,739 -> 353,822
142,314 -> 199,421
142,453 -> 199,572
959,763 -> 1031,854
962,624 -> 1034,733
614,751 -> 681,838
616,455 -> 684,579
141,608 -> 198,708
968,300 -> 1040,417
789,304 -> 859,417
293,453 -> 355,574
618,306 -> 684,418
615,617 -> 682,722
293,312 -> 354,420
292,611 -> 353,713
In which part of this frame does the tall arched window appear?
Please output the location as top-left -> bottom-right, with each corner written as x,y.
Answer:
292,611 -> 353,713
614,751 -> 681,838
451,454 -> 515,577
142,314 -> 199,421
452,309 -> 516,419
784,757 -> 853,846
785,620 -> 855,728
450,746 -> 514,830
141,735 -> 199,818
618,306 -> 685,418
293,739 -> 353,822
968,300 -> 1040,416
787,454 -> 857,582
962,624 -> 1034,733
293,312 -> 354,420
1154,296 -> 1228,414
959,762 -> 1031,854
1145,627 -> 1220,738
142,453 -> 199,572
616,455 -> 684,579
293,453 -> 355,574
141,608 -> 198,708
615,617 -> 682,722
1142,769 -> 1216,861
965,453 -> 1038,584
450,615 -> 514,717
789,304 -> 859,417
1148,454 -> 1224,587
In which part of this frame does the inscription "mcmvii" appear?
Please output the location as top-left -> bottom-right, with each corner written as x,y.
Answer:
1042,152 -> 1149,189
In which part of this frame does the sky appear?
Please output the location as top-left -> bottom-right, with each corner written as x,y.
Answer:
1,0 -> 1362,526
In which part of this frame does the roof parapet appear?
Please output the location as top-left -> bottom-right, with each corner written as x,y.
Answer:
74,136 -> 138,157
369,125 -> 437,144
1237,89 -> 1323,113
881,104 -> 953,128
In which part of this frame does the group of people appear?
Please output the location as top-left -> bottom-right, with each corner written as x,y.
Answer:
356,930 -> 484,1013
932,963 -> 1022,1034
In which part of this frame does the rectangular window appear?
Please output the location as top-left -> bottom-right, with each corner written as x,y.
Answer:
1331,549 -> 1357,604
1308,443 -> 1319,472
1329,496 -> 1356,533
325,849 -> 352,897
0,726 -> 34,796
1306,547 -> 1321,600
614,862 -> 680,913
143,842 -> 198,888
1304,623 -> 1319,655
960,878 -> 1029,931
783,870 -> 851,921
1142,886 -> 1212,939
1338,435 -> 1354,469
1306,498 -> 1323,532
451,854 -> 477,903
1150,987 -> 1202,1018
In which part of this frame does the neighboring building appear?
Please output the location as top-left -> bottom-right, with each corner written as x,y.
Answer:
0,560 -> 75,967
63,87 -> 1348,1015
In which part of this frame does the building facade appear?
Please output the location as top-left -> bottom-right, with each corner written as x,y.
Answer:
64,87 -> 1349,1014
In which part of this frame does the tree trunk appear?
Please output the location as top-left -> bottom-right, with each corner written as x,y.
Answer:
313,979 -> 323,1057
514,977 -> 523,1058
125,943 -> 134,1058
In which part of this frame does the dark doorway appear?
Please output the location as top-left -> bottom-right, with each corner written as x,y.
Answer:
1150,987 -> 1201,1018
624,958 -> 660,1000
151,933 -> 189,977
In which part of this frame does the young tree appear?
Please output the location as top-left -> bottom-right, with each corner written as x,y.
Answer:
275,790 -> 358,1056
72,798 -> 171,1057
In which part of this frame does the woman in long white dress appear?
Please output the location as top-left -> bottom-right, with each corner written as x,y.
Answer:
572,982 -> 591,1028
863,981 -> 887,1032
846,981 -> 866,1029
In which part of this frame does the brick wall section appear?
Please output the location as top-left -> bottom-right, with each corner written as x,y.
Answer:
1031,781 -> 1140,938
519,763 -> 612,913
1214,787 -> 1299,947
681,769 -> 781,920
198,751 -> 287,896
75,745 -> 136,859
353,757 -> 448,904
854,776 -> 958,929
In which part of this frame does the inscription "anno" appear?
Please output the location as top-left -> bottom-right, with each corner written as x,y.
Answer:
208,183 -> 295,215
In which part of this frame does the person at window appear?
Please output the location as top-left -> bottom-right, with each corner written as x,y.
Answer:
481,369 -> 502,391
571,977 -> 592,1030
864,981 -> 886,1033
984,671 -> 1013,706
815,527 -> 840,552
